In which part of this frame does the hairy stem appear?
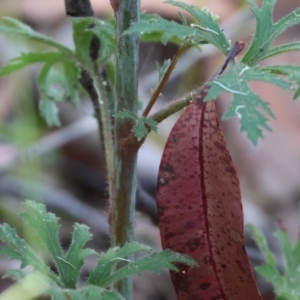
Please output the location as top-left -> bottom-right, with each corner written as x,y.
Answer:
92,71 -> 115,200
110,0 -> 140,297
150,88 -> 199,123
142,45 -> 187,117
67,0 -> 114,207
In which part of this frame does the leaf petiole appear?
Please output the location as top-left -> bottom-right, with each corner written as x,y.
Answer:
142,45 -> 187,117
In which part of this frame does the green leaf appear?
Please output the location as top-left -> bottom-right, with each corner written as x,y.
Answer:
72,17 -> 95,68
88,242 -> 197,287
178,11 -> 188,26
63,224 -> 97,289
0,51 -> 80,126
0,17 -> 72,54
20,201 -> 65,272
274,230 -> 300,289
124,1 -> 229,54
39,97 -> 60,126
256,42 -> 300,63
166,0 -> 229,53
71,17 -> 116,66
205,63 -> 291,145
69,286 -> 124,300
255,264 -> 282,286
247,224 -> 277,267
21,200 -> 95,289
242,0 -> 300,65
261,65 -> 300,100
133,118 -> 158,141
105,249 -> 197,287
88,242 -> 152,286
0,51 -> 64,77
37,61 -> 81,126
114,109 -> 158,141
0,223 -> 59,285
61,61 -> 81,106
90,19 -> 116,62
249,224 -> 300,300
124,13 -> 193,46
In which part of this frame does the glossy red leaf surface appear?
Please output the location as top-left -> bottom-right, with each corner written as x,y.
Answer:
156,98 -> 262,300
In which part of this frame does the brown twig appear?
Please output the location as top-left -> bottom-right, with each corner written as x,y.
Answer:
142,45 -> 188,118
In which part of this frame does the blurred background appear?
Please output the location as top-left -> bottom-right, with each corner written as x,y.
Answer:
0,0 -> 300,299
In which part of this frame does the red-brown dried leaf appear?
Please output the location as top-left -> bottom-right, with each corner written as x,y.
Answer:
156,98 -> 262,300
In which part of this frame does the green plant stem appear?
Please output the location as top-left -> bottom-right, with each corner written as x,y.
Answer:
116,88 -> 199,154
150,88 -> 198,123
92,70 -> 115,200
79,68 -> 114,202
110,0 -> 140,298
142,45 -> 187,117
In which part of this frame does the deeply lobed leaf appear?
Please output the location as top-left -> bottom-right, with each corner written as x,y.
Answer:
72,17 -> 95,68
38,61 -> 81,126
166,0 -> 229,53
261,64 -> 300,99
124,1 -> 229,54
91,19 -> 116,62
0,52 -> 63,77
88,242 -> 152,286
88,242 -> 196,288
0,223 -> 60,285
63,223 -> 97,289
0,50 -> 81,127
205,63 -> 292,145
20,200 -> 95,289
0,17 -> 72,54
242,0 -> 300,65
105,249 -> 197,287
71,17 -> 116,65
249,225 -> 300,299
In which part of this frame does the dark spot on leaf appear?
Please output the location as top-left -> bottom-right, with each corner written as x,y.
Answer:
236,260 -> 246,273
165,232 -> 174,239
212,295 -> 224,300
203,256 -> 210,264
186,221 -> 195,229
186,238 -> 200,252
158,163 -> 176,185
171,136 -> 179,144
225,166 -> 235,175
200,282 -> 210,290
213,141 -> 226,150
158,207 -> 164,216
